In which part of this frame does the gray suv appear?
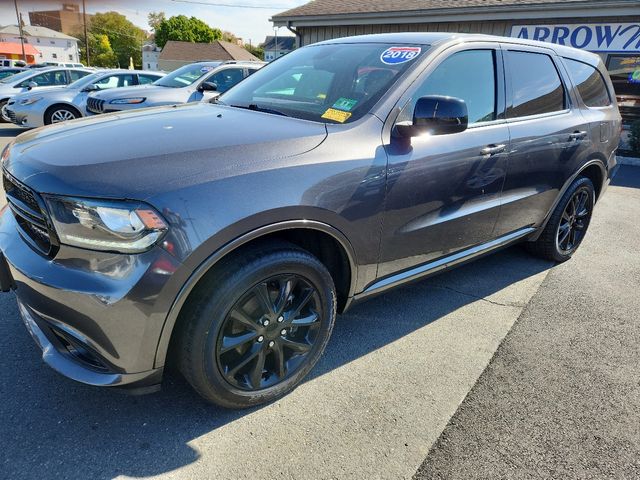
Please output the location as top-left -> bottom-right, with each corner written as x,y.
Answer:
0,33 -> 621,408
86,61 -> 264,114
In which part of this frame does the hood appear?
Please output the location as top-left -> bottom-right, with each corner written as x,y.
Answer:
4,102 -> 327,199
10,86 -> 75,104
91,84 -> 168,100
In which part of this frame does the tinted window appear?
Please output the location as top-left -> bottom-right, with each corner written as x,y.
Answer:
94,74 -> 135,90
138,74 -> 160,85
69,70 -> 90,82
206,68 -> 245,93
507,51 -> 565,118
405,49 -> 497,124
564,58 -> 611,108
606,55 -> 640,97
18,70 -> 68,87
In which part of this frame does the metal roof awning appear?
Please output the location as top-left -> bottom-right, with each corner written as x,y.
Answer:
0,42 -> 39,56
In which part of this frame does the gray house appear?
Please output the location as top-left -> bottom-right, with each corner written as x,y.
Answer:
262,36 -> 296,62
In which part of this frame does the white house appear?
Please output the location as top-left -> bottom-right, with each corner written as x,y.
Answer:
142,43 -> 161,71
0,25 -> 80,65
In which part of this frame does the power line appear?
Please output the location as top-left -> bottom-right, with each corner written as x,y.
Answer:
170,0 -> 290,9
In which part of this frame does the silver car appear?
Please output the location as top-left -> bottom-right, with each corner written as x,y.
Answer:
86,61 -> 264,114
0,67 -> 92,122
6,69 -> 165,128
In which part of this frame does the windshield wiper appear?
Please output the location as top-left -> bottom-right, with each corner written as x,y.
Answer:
226,103 -> 289,117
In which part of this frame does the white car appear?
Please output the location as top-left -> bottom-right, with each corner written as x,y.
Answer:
6,69 -> 165,128
0,67 -> 92,122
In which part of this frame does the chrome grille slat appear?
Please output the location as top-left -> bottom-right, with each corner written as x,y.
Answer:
2,170 -> 53,255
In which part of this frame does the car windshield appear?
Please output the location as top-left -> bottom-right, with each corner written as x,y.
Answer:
0,69 -> 36,84
219,43 -> 428,123
67,72 -> 102,89
154,63 -> 220,88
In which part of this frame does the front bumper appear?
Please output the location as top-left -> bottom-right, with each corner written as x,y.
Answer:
0,207 -> 183,391
4,101 -> 42,128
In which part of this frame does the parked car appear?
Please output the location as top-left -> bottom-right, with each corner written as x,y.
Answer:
6,69 -> 165,128
86,60 -> 264,114
0,67 -> 92,122
0,67 -> 27,81
0,59 -> 26,68
0,33 -> 621,408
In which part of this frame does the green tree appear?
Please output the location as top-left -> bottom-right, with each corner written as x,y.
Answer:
89,12 -> 147,68
154,15 -> 222,48
148,11 -> 166,33
244,43 -> 263,60
90,34 -> 118,67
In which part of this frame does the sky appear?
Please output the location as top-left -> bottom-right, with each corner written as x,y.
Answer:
0,0 -> 308,45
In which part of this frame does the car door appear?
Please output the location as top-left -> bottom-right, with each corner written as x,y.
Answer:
493,46 -> 593,236
378,44 -> 509,278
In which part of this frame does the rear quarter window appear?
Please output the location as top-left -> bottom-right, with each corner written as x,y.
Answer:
564,58 -> 612,108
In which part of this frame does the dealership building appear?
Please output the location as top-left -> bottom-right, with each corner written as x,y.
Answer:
273,0 -> 640,123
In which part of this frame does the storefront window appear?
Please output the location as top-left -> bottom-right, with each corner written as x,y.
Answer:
606,55 -> 640,124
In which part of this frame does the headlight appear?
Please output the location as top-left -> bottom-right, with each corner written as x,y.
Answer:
20,97 -> 41,105
1,142 -> 11,164
109,97 -> 146,105
44,196 -> 168,253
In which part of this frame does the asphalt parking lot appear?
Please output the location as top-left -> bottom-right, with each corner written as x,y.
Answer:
0,123 -> 638,479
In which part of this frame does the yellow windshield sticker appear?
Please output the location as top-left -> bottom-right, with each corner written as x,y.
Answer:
321,108 -> 352,123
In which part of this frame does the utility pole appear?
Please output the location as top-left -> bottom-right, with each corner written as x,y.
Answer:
82,0 -> 90,66
13,0 -> 27,63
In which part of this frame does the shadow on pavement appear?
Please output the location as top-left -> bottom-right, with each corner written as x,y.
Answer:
0,245 -> 552,479
0,126 -> 26,138
611,164 -> 640,189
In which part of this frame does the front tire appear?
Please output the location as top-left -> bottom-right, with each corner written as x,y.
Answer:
0,100 -> 10,123
527,176 -> 595,262
176,242 -> 337,408
45,105 -> 80,125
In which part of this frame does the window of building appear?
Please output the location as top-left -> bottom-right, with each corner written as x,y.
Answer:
52,53 -> 57,59
606,55 -> 640,98
69,54 -> 73,61
401,49 -> 497,125
506,51 -> 566,118
564,58 -> 611,108
50,40 -> 55,45
36,38 -> 40,43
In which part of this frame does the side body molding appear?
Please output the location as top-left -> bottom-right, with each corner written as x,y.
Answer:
153,220 -> 358,368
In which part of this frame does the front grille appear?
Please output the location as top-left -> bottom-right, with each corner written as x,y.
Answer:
86,97 -> 105,114
2,169 -> 55,256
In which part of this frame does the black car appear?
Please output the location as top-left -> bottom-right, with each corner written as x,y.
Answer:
0,33 -> 621,408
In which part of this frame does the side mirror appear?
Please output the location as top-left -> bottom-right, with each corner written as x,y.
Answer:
198,81 -> 217,92
27,81 -> 38,90
83,84 -> 99,92
394,95 -> 468,138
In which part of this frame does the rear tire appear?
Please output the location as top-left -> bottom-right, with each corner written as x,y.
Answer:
176,242 -> 337,408
527,176 -> 595,262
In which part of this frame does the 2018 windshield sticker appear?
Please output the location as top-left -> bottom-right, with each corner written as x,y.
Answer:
321,108 -> 352,123
380,46 -> 421,65
333,97 -> 358,111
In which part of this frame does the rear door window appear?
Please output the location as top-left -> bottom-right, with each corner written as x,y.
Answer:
138,74 -> 160,85
69,69 -> 90,82
506,51 -> 566,118
205,68 -> 245,93
564,58 -> 611,108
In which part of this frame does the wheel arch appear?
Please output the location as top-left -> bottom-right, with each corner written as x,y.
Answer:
153,220 -> 358,368
529,157 -> 607,241
44,102 -> 82,123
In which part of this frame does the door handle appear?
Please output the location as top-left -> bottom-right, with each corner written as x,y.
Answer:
569,131 -> 587,141
480,144 -> 506,156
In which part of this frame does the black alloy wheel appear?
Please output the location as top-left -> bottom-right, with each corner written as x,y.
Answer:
176,242 -> 336,408
556,186 -> 591,255
217,274 -> 323,391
